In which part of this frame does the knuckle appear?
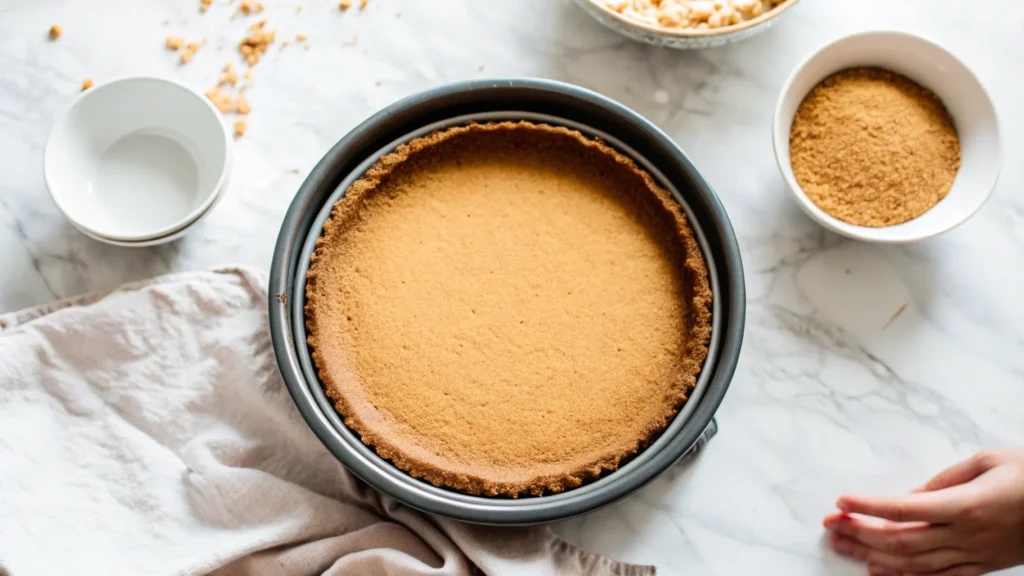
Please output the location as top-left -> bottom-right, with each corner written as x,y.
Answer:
974,449 -> 1002,469
957,502 -> 986,523
885,535 -> 909,555
888,502 -> 909,522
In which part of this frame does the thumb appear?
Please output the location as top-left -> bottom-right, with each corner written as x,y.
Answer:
914,451 -> 998,493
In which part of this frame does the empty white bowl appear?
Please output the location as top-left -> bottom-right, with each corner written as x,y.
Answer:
44,77 -> 232,243
772,31 -> 1001,243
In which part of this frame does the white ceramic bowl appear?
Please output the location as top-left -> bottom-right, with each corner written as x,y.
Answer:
574,0 -> 800,49
772,31 -> 1001,243
44,77 -> 232,243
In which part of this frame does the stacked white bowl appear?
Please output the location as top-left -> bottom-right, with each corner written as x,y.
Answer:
44,77 -> 232,247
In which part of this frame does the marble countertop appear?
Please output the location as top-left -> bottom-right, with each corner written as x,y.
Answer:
3,0 -> 1023,573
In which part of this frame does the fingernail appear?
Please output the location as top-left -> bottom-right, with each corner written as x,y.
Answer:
822,516 -> 838,529
869,565 -> 895,576
836,498 -> 850,512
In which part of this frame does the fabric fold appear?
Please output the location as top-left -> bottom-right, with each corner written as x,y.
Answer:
0,267 -> 654,576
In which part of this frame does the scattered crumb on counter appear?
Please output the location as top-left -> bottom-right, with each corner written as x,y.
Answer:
244,68 -> 252,80
339,0 -> 352,10
375,80 -> 382,86
200,0 -> 212,12
296,4 -> 302,13
360,0 -> 369,9
281,39 -> 290,48
239,0 -> 264,15
163,18 -> 171,25
478,64 -> 484,71
81,78 -> 94,91
296,33 -> 307,41
235,92 -> 251,114
166,36 -> 185,50
239,19 -> 275,65
49,25 -> 62,40
234,119 -> 247,138
181,42 -> 200,64
205,86 -> 234,113
219,62 -> 238,86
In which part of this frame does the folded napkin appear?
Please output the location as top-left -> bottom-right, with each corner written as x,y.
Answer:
0,268 -> 653,576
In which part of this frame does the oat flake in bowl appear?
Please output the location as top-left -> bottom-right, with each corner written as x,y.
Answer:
602,0 -> 783,30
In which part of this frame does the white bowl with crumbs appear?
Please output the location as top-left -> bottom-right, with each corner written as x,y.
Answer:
575,0 -> 801,49
44,77 -> 232,244
773,31 -> 1001,243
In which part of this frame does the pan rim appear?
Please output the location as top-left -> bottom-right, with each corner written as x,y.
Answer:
268,78 -> 745,524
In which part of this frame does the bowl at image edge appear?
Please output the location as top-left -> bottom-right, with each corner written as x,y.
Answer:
772,31 -> 1001,243
574,0 -> 801,49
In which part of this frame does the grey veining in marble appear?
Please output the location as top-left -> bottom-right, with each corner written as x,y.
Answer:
2,0 -> 1023,574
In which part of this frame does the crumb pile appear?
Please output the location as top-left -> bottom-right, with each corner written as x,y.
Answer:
789,67 -> 961,227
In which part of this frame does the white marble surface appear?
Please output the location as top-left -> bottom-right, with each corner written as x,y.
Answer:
2,0 -> 1024,574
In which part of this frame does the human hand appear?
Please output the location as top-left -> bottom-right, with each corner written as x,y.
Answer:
823,448 -> 1024,576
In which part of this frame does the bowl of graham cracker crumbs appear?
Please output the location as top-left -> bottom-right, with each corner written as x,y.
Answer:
773,31 -> 1001,243
575,0 -> 800,49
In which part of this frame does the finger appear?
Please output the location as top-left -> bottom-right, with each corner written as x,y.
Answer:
830,534 -> 965,573
823,513 -> 950,555
836,490 -> 967,523
916,452 -> 995,493
905,563 -> 986,576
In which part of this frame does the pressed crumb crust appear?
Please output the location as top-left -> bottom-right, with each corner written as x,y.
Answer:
305,122 -> 712,497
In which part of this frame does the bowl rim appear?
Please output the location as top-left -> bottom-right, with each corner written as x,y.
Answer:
42,76 -> 233,242
268,78 -> 747,524
771,30 -> 1003,243
579,0 -> 801,38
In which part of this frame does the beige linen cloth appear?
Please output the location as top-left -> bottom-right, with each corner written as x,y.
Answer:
0,268 -> 653,576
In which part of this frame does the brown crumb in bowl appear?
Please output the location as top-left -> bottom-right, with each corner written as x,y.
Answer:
789,67 -> 960,227
49,25 -> 62,40
234,118 -> 247,138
